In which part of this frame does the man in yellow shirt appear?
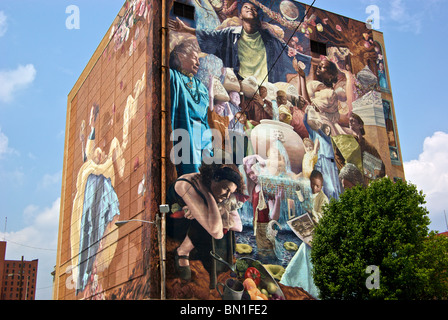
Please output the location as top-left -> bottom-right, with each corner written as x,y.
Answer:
169,1 -> 313,85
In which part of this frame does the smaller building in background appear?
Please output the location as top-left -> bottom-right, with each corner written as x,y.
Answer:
0,241 -> 38,300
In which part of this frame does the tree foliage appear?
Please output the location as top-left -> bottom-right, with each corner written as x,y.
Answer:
311,178 -> 448,300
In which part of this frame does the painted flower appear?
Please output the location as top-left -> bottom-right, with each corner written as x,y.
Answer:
136,0 -> 146,16
336,24 -> 342,31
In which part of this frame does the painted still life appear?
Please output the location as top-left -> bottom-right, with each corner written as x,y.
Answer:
165,0 -> 395,300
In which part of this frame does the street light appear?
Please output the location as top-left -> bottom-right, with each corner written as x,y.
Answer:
115,219 -> 158,227
115,204 -> 169,300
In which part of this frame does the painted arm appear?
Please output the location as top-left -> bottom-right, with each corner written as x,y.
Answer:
225,102 -> 234,122
168,17 -> 196,36
292,57 -> 311,105
209,75 -> 214,111
313,138 -> 320,156
175,176 -> 224,239
268,187 -> 284,221
85,106 -> 98,161
334,62 -> 355,123
229,210 -> 243,232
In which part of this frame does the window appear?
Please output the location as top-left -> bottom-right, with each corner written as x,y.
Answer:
374,41 -> 389,91
173,2 -> 195,20
310,40 -> 327,56
383,100 -> 400,164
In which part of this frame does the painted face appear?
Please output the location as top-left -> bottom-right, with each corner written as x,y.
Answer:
229,91 -> 241,105
93,147 -> 106,164
259,87 -> 268,99
310,177 -> 323,194
179,50 -> 200,75
304,141 -> 314,152
240,3 -> 258,21
215,102 -> 226,115
316,60 -> 333,83
349,116 -> 362,133
210,179 -> 238,203
277,95 -> 287,106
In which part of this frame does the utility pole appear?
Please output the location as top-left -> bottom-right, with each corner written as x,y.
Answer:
3,217 -> 6,240
19,256 -> 24,300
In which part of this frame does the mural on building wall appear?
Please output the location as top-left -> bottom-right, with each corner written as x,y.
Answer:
166,0 -> 393,300
69,72 -> 146,299
65,0 -> 151,300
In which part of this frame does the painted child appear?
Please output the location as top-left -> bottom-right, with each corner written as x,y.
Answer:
309,170 -> 329,224
279,170 -> 327,299
301,138 -> 320,179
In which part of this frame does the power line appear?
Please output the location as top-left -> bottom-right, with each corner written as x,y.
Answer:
232,0 -> 318,129
258,0 -> 317,91
3,238 -> 57,252
178,1 -> 319,198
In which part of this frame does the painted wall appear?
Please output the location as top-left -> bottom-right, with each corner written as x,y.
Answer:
55,0 -> 153,300
166,0 -> 404,300
55,0 -> 405,301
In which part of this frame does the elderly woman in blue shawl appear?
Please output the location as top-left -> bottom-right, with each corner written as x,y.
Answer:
169,39 -> 214,176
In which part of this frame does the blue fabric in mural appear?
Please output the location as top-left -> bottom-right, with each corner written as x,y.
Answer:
170,68 -> 213,175
378,69 -> 388,89
196,26 -> 312,83
304,114 -> 342,200
280,242 -> 320,299
77,174 -> 120,294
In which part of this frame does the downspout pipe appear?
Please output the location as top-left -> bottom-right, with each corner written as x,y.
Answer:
160,0 -> 168,301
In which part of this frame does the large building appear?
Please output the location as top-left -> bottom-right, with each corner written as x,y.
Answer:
53,0 -> 404,300
0,241 -> 38,300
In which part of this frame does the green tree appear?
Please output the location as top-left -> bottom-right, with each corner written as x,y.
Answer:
311,178 -> 448,300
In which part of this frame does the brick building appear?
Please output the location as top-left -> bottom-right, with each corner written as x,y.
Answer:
0,241 -> 38,300
53,0 -> 404,300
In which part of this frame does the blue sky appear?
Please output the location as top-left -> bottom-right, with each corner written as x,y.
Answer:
0,0 -> 447,300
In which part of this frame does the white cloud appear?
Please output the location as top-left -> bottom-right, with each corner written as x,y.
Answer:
388,0 -> 422,34
0,127 -> 10,157
0,64 -> 37,103
0,127 -> 18,158
39,170 -> 62,189
0,11 -> 7,37
389,0 -> 406,20
404,131 -> 448,233
1,198 -> 60,300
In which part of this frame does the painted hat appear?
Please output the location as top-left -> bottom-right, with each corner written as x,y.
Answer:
212,76 -> 230,102
241,76 -> 259,98
274,82 -> 299,101
223,68 -> 241,93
